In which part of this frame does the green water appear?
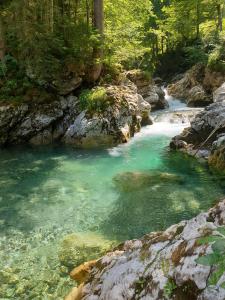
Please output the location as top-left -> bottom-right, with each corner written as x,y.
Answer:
0,121 -> 225,299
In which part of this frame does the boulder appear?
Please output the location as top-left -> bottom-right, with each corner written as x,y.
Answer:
57,77 -> 83,96
188,85 -> 211,107
125,69 -> 169,111
63,84 -> 152,147
170,86 -> 225,170
144,85 -> 169,111
66,199 -> 225,300
0,95 -> 79,146
213,82 -> 225,102
167,64 -> 212,107
113,171 -> 184,192
0,83 -> 152,147
58,232 -> 115,269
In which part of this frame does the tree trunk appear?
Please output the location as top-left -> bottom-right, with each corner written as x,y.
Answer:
0,14 -> 5,61
217,4 -> 223,32
196,0 -> 200,39
88,0 -> 104,82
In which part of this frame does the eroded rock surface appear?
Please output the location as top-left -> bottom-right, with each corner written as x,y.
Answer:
0,82 -> 151,147
63,84 -> 152,147
66,200 -> 225,300
0,95 -> 79,146
126,69 -> 169,111
170,82 -> 225,169
167,64 -> 225,107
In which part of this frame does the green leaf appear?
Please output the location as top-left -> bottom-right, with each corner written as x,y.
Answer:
208,262 -> 225,286
212,240 -> 225,254
196,253 -> 222,266
217,227 -> 225,236
197,236 -> 222,245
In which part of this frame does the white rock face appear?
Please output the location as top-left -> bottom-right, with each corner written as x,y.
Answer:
125,69 -> 168,111
0,83 -> 151,147
67,200 -> 225,300
213,82 -> 225,102
167,65 -> 212,107
170,82 -> 225,169
63,84 -> 152,147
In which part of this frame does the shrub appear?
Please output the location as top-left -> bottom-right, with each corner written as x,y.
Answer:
183,45 -> 208,67
79,87 -> 110,112
208,46 -> 225,73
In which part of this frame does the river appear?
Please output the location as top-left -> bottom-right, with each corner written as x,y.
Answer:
0,91 -> 224,299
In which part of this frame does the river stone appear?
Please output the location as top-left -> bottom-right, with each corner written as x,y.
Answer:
58,232 -> 116,269
113,171 -> 184,192
66,199 -> 225,300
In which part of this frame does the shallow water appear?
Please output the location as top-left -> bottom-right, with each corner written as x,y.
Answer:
0,94 -> 225,299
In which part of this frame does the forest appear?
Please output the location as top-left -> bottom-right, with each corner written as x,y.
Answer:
0,0 -> 225,101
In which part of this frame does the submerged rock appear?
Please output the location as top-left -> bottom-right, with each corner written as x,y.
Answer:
66,199 -> 225,300
58,232 -> 116,269
113,171 -> 184,192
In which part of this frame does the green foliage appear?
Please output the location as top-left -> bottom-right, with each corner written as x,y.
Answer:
196,226 -> 225,288
164,278 -> 177,298
79,87 -> 110,112
184,45 -> 208,66
208,43 -> 225,72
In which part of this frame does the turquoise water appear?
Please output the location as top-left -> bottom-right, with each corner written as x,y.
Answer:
0,102 -> 225,299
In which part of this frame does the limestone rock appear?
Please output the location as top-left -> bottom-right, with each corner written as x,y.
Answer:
167,64 -> 212,107
213,82 -> 225,102
113,171 -> 184,192
58,232 -> 115,269
125,69 -> 168,111
144,85 -> 169,111
0,95 -> 79,146
0,82 -> 151,147
63,84 -> 151,147
170,85 -> 225,170
66,199 -> 225,300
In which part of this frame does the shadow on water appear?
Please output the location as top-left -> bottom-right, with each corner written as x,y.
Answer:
99,151 -> 225,241
0,146 -> 62,231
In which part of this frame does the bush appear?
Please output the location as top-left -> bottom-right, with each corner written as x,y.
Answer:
183,44 -> 208,66
208,46 -> 225,73
79,87 -> 110,112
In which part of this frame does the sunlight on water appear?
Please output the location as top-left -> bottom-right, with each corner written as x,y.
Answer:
0,96 -> 225,299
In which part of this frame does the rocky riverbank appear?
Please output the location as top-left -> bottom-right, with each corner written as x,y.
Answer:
170,82 -> 225,171
66,199 -> 225,300
0,70 -> 167,148
167,64 -> 225,107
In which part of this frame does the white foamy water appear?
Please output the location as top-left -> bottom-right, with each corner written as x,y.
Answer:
109,89 -> 190,157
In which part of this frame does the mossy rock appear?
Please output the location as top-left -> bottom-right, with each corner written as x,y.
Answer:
58,232 -> 116,269
113,171 -> 184,192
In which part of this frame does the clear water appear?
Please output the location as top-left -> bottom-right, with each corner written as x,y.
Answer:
0,95 -> 225,299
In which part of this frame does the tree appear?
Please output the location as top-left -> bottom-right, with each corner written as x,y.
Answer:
88,0 -> 104,82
